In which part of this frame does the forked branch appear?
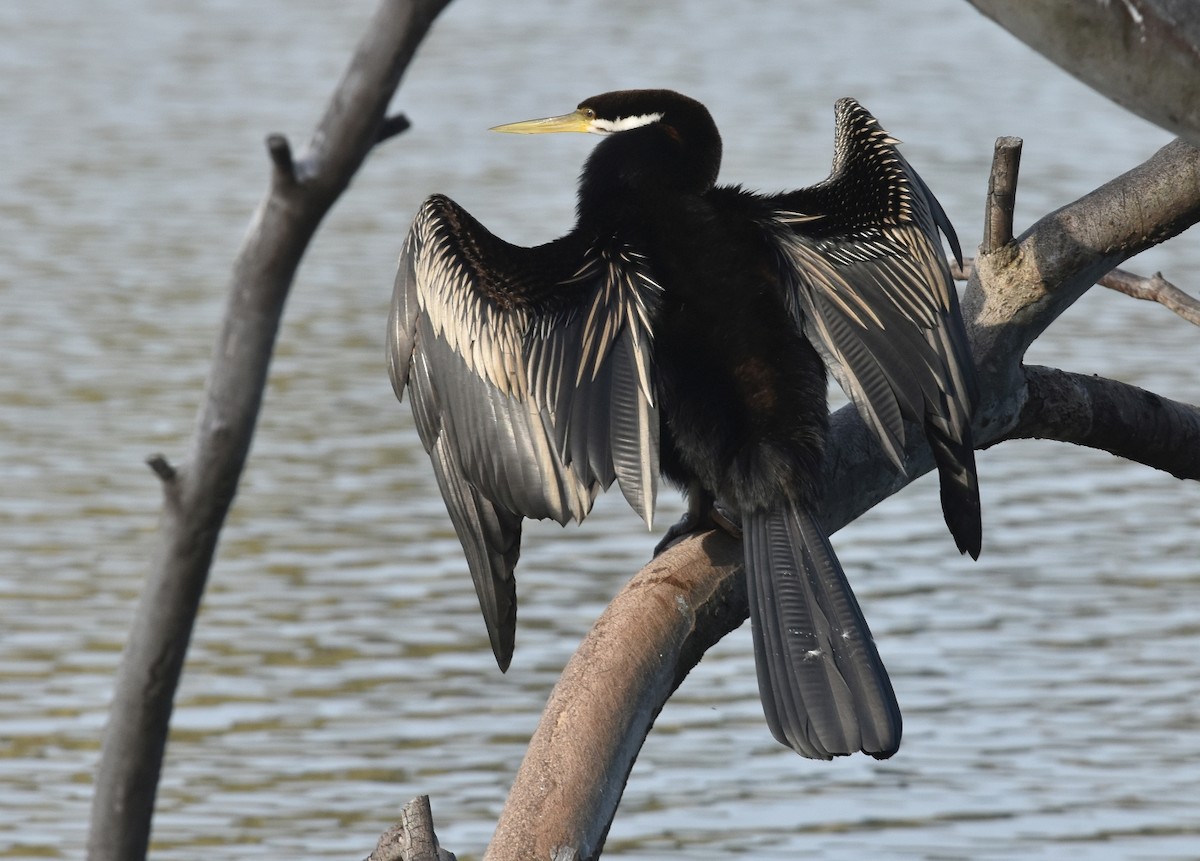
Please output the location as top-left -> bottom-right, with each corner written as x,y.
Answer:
954,258 -> 1200,328
87,3 -> 453,860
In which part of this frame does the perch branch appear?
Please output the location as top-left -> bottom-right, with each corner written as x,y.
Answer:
86,3 -> 453,860
486,531 -> 745,861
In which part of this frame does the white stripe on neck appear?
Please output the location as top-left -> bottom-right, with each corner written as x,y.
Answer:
590,112 -> 664,134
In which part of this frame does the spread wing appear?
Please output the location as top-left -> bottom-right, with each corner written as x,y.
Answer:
387,194 -> 662,668
753,98 -> 981,557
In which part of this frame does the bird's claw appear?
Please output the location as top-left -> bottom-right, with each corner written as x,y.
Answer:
654,511 -> 704,556
710,499 -> 743,540
653,500 -> 743,556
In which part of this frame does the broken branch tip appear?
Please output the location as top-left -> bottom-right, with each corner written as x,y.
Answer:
266,133 -> 297,183
146,454 -> 176,483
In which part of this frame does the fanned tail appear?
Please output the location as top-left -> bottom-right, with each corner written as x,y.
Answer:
743,503 -> 901,759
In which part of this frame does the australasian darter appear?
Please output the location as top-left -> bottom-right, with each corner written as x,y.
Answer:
387,89 -> 981,760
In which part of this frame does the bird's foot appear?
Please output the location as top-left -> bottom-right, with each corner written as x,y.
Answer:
654,510 -> 707,556
653,499 -> 743,555
710,499 -> 743,540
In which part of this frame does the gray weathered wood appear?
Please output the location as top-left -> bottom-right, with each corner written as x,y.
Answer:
966,0 -> 1200,146
367,796 -> 458,861
86,3 -> 453,860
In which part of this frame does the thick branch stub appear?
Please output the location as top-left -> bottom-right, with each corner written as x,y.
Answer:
377,112 -> 412,143
983,136 -> 1023,253
367,796 -> 456,861
266,133 -> 298,185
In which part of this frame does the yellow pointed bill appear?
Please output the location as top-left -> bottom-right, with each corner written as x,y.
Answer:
490,109 -> 593,135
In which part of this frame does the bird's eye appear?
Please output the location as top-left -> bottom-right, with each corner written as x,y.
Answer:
580,107 -> 596,121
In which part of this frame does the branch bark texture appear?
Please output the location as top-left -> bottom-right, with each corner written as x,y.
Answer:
367,796 -> 457,861
1008,366 -> 1200,480
485,532 -> 745,861
87,3 -> 452,860
963,137 -> 1200,428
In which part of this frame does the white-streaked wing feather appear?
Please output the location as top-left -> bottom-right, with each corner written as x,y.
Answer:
752,97 -> 982,558
386,194 -> 662,667
765,98 -> 976,471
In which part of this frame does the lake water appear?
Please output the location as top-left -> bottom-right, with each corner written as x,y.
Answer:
2,1 -> 1199,859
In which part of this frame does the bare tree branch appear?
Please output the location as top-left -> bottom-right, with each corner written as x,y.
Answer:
1099,268 -> 1200,326
962,136 -> 1200,423
485,532 -> 745,861
482,135 -> 1200,859
954,258 -> 1200,327
86,3 -> 453,860
1004,365 -> 1200,479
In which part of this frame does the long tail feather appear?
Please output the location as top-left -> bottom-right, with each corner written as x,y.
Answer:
743,503 -> 901,759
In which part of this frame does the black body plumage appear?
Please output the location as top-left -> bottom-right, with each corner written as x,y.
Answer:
388,90 -> 981,760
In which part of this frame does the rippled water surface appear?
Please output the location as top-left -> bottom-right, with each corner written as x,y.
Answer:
2,1 -> 1199,859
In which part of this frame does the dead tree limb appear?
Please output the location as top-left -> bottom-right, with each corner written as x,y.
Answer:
482,135 -> 1200,860
954,259 -> 1200,328
367,796 -> 457,861
486,531 -> 745,861
1006,366 -> 1200,479
963,137 -> 1200,424
964,0 -> 1200,147
1097,269 -> 1200,326
86,3 -> 452,860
